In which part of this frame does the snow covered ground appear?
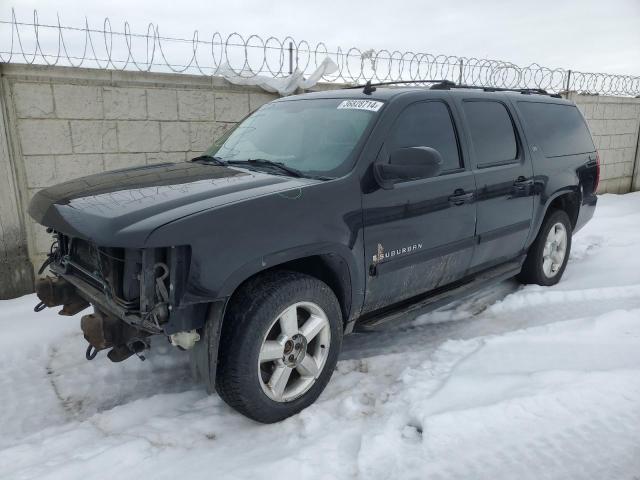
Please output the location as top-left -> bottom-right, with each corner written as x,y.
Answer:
1,193 -> 640,480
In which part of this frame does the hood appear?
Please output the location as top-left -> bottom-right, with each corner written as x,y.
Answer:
29,162 -> 311,247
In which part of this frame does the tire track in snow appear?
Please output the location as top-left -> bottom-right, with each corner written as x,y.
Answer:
46,344 -> 85,420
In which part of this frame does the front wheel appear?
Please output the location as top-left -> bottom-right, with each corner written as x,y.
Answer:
216,271 -> 342,423
518,209 -> 572,286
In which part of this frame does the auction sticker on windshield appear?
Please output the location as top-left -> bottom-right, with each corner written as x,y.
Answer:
337,99 -> 384,112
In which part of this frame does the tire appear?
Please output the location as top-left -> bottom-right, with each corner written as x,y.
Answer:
216,270 -> 343,423
518,209 -> 572,286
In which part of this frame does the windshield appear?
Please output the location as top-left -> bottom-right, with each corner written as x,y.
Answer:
204,98 -> 381,177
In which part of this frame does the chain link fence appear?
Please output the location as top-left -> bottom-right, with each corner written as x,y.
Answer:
1,9 -> 639,96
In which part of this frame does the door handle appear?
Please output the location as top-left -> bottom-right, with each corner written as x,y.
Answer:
448,189 -> 474,206
513,176 -> 534,189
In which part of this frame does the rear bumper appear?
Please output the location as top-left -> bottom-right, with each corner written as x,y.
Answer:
575,193 -> 597,233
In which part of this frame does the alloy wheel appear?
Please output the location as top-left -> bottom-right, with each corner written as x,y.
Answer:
258,301 -> 331,402
542,222 -> 568,278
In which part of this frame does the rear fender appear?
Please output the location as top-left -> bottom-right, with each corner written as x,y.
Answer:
526,187 -> 581,248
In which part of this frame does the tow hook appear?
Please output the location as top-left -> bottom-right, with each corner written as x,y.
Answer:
33,277 -> 89,315
86,345 -> 99,360
85,343 -> 148,362
81,310 -> 149,363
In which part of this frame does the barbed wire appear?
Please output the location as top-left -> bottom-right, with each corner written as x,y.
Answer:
1,9 -> 639,97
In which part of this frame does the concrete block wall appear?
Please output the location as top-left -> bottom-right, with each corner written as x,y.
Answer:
0,79 -> 34,298
570,93 -> 640,194
634,135 -> 640,192
0,64 -> 277,297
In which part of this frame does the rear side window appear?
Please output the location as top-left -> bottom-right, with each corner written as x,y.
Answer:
517,102 -> 595,157
388,101 -> 462,172
462,101 -> 518,167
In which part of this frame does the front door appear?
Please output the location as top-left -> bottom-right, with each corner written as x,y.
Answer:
362,99 -> 477,313
454,97 -> 534,271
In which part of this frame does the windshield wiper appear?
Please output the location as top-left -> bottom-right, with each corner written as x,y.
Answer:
203,157 -> 331,180
226,158 -> 306,178
190,155 -> 228,166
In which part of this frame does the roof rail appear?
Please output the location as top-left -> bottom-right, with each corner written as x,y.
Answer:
344,79 -> 562,98
432,82 -> 563,98
344,79 -> 454,95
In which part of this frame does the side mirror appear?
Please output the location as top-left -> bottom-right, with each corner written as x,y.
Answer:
374,146 -> 443,189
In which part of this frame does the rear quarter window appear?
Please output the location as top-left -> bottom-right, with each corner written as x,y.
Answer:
517,102 -> 595,157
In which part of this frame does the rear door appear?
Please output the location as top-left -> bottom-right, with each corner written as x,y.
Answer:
513,100 -> 598,233
454,96 -> 534,271
361,99 -> 477,313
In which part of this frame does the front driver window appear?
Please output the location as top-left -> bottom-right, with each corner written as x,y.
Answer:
387,101 -> 462,172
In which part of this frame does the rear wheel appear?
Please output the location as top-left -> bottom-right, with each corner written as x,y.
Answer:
216,271 -> 342,423
518,209 -> 572,286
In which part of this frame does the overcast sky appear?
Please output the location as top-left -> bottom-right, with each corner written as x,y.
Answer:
5,0 -> 640,75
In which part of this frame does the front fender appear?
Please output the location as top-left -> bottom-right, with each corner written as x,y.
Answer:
220,242 -> 361,316
144,177 -> 365,314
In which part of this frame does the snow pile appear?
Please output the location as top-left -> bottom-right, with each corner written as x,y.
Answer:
1,193 -> 640,479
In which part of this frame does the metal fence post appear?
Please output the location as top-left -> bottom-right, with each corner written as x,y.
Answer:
564,69 -> 572,98
631,122 -> 640,192
288,42 -> 293,75
458,59 -> 464,85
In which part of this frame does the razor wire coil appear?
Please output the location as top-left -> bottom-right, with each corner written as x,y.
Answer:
1,9 -> 638,97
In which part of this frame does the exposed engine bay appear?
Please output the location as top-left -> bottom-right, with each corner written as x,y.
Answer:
34,230 -> 200,362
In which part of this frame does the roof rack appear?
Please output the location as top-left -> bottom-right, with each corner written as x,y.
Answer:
345,79 -> 562,98
434,82 -> 563,98
344,79 -> 453,94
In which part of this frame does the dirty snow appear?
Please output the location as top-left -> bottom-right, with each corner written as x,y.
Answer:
1,193 -> 640,480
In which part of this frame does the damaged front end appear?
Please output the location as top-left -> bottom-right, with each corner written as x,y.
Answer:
34,231 -> 201,362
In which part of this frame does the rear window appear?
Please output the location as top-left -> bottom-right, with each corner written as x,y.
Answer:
462,101 -> 518,167
517,102 -> 595,157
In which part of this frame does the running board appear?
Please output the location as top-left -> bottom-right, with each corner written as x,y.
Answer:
355,259 -> 523,332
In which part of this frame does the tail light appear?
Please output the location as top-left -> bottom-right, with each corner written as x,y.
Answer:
594,151 -> 600,192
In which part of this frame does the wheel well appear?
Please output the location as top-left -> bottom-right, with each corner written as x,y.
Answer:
548,192 -> 580,229
228,254 -> 352,325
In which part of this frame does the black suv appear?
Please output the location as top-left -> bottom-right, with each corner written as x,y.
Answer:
29,82 -> 599,423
